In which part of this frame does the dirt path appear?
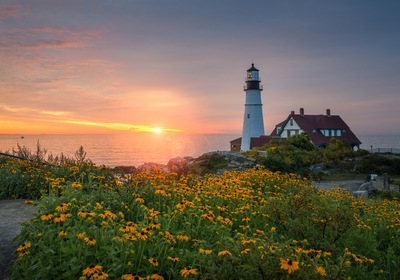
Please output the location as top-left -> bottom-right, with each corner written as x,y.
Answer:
0,200 -> 36,280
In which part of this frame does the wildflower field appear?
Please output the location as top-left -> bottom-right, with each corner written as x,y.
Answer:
1,156 -> 399,279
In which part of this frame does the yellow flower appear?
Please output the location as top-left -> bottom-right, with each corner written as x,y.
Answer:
25,200 -> 34,205
149,257 -> 159,266
82,265 -> 102,276
316,265 -> 327,276
17,242 -> 31,251
56,202 -> 71,212
218,250 -> 232,257
72,182 -> 82,189
59,230 -> 68,237
280,258 -> 300,274
177,234 -> 189,242
93,271 -> 108,280
121,273 -> 145,280
167,256 -> 180,262
240,248 -> 250,254
150,273 -> 164,280
199,248 -> 212,255
77,232 -> 86,239
135,197 -> 145,204
41,213 -> 53,221
18,250 -> 30,257
84,237 -> 97,245
150,222 -> 161,229
180,267 -> 198,278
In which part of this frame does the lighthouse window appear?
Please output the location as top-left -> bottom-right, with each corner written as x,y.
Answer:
247,72 -> 252,79
247,114 -> 250,119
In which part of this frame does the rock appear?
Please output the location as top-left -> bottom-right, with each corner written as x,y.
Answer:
310,163 -> 326,173
137,162 -> 167,172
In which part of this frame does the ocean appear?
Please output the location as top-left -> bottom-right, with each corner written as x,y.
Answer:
0,134 -> 399,167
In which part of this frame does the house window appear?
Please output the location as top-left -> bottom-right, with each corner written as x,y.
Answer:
290,119 -> 293,126
247,114 -> 250,119
312,129 -> 317,133
337,129 -> 342,136
277,128 -> 281,134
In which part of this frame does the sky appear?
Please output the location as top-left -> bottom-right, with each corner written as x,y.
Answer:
0,0 -> 399,136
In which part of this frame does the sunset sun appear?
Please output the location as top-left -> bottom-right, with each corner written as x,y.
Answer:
153,127 -> 162,134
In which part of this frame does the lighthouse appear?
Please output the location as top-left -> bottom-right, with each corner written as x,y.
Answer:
241,63 -> 265,151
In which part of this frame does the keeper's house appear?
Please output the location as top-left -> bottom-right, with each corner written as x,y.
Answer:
230,108 -> 361,152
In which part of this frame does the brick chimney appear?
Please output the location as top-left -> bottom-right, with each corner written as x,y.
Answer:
291,110 -> 295,115
300,108 -> 304,116
326,109 -> 331,117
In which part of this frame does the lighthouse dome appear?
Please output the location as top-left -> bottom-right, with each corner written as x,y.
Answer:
247,63 -> 259,72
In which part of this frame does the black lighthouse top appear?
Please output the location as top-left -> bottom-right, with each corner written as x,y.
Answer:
245,63 -> 262,91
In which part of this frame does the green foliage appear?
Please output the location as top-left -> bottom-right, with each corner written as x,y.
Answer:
250,134 -> 400,179
190,153 -> 228,175
258,134 -> 321,177
0,145 -> 108,199
287,133 -> 316,151
358,154 -> 400,175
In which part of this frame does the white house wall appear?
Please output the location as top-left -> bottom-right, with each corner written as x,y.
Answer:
280,118 -> 302,138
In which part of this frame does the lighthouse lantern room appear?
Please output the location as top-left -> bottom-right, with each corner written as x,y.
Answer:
241,63 -> 265,151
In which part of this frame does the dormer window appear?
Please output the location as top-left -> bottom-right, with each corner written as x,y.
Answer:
312,129 -> 317,133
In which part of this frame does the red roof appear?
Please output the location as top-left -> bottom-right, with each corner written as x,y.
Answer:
273,113 -> 361,147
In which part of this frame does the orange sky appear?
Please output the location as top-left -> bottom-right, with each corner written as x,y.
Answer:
1,1 -> 399,135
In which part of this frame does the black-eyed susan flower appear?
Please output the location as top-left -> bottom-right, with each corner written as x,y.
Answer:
56,202 -> 71,212
59,230 -> 68,237
121,273 -> 144,280
150,222 -> 161,229
150,273 -> 164,280
84,237 -> 96,245
18,250 -> 30,257
167,256 -> 180,262
41,213 -> 53,221
315,265 -> 327,276
240,248 -> 250,254
280,258 -> 299,274
72,182 -> 82,189
17,242 -> 31,251
135,197 -> 144,204
177,234 -> 189,242
180,267 -> 198,278
93,271 -> 108,280
76,232 -> 86,239
149,257 -> 158,266
82,264 -> 102,276
199,248 -> 212,255
218,250 -> 232,257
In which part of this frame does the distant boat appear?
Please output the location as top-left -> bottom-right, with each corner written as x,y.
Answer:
21,136 -> 24,139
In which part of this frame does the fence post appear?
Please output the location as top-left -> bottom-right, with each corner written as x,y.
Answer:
383,173 -> 388,190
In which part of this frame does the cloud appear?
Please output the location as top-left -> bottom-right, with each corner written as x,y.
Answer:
60,119 -> 181,133
0,3 -> 19,20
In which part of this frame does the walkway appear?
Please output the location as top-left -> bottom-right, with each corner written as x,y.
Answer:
0,200 -> 36,280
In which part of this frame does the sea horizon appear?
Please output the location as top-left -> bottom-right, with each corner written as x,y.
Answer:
1,133 -> 399,167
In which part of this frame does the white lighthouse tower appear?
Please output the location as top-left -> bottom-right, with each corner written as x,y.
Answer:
241,63 -> 265,151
